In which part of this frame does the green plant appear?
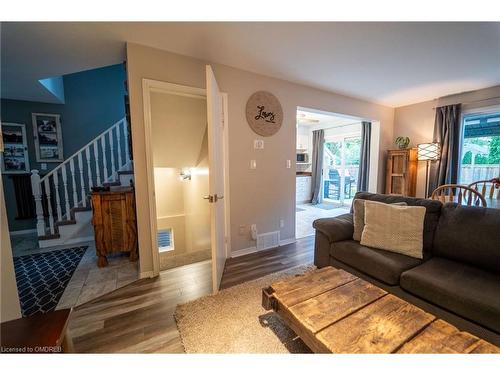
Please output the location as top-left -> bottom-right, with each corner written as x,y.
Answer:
395,136 -> 410,149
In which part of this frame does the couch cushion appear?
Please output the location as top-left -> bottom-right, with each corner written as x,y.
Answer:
361,200 -> 425,259
331,240 -> 423,285
433,204 -> 500,273
401,257 -> 500,333
352,192 -> 442,257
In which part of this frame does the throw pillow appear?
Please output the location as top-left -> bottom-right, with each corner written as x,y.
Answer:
352,199 -> 407,241
360,200 -> 425,259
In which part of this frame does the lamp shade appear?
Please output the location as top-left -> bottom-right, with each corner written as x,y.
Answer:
417,142 -> 440,161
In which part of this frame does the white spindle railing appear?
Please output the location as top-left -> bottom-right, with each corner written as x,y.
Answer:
31,118 -> 130,237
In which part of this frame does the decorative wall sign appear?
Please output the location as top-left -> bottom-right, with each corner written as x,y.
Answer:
245,91 -> 283,137
32,113 -> 64,162
1,123 -> 30,174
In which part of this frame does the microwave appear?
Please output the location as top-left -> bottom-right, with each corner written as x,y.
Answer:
296,152 -> 309,163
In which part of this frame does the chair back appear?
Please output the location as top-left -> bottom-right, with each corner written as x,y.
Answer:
468,179 -> 500,200
431,184 -> 487,207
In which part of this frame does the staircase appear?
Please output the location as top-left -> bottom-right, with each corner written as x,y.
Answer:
30,118 -> 134,248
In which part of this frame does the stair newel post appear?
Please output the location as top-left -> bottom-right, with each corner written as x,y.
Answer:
53,170 -> 62,221
30,170 -> 46,237
85,147 -> 93,190
123,119 -> 130,166
109,129 -> 116,180
78,153 -> 86,207
61,164 -> 71,217
70,158 -> 78,207
116,121 -> 123,169
100,135 -> 108,181
93,140 -> 101,186
44,178 -> 55,234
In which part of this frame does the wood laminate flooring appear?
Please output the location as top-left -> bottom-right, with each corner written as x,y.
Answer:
68,236 -> 315,353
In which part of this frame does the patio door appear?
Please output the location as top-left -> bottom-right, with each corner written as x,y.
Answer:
323,135 -> 361,205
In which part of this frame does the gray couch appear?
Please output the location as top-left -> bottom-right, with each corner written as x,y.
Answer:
313,192 -> 500,345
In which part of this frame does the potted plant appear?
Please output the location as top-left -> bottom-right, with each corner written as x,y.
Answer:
395,136 -> 410,149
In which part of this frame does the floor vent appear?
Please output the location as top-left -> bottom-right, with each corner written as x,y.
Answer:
256,231 -> 280,251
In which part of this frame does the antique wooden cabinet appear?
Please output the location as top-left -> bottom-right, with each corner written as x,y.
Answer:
385,148 -> 417,197
90,187 -> 138,267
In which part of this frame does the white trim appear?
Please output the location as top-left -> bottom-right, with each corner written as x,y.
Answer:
279,237 -> 296,246
139,271 -> 155,279
231,237 -> 296,258
9,228 -> 37,236
222,93 -> 231,260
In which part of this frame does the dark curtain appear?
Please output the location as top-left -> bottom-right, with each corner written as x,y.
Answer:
428,104 -> 462,194
357,121 -> 371,192
10,174 -> 36,219
310,129 -> 325,204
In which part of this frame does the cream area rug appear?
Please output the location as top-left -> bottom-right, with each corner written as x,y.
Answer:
174,265 -> 315,353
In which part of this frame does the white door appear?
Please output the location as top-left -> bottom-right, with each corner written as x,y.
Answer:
206,65 -> 227,293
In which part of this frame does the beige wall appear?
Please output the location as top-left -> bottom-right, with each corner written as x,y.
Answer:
1,174 -> 22,322
394,85 -> 500,198
126,42 -> 395,275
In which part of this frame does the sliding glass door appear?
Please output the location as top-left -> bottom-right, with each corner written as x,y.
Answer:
322,135 -> 361,205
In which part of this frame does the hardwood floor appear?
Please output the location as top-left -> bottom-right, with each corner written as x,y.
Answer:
68,236 -> 315,353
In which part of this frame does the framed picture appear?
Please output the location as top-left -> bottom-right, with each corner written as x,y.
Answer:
32,113 -> 64,162
1,122 -> 31,174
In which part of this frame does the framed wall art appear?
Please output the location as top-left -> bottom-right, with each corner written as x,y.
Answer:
32,113 -> 64,162
245,91 -> 283,137
1,122 -> 31,174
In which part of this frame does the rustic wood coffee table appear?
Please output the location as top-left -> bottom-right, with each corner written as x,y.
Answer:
262,267 -> 499,353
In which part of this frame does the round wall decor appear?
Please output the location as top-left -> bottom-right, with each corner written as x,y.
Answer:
245,91 -> 283,137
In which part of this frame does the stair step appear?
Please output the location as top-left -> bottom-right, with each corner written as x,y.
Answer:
118,170 -> 134,175
103,181 -> 121,187
38,233 -> 61,241
55,220 -> 77,228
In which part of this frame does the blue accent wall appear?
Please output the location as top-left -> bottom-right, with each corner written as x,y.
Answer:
1,63 -> 126,232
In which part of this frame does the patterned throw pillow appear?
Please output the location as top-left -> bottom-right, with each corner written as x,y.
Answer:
360,200 -> 425,259
352,199 -> 407,241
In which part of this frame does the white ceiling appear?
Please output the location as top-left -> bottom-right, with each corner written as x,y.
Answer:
1,22 -> 500,107
297,108 -> 360,127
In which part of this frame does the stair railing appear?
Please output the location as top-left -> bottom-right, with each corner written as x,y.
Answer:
31,117 -> 131,237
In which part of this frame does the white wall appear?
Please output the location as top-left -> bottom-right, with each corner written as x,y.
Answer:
126,43 -> 395,274
1,174 -> 22,322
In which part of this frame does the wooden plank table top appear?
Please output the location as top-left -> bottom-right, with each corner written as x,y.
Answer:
262,267 -> 499,354
1,309 -> 73,354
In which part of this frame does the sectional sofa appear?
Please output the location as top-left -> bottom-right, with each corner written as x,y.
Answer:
313,192 -> 500,346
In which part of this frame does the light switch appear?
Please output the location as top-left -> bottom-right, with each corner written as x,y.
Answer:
250,160 -> 257,169
41,163 -> 47,170
286,160 -> 291,169
254,140 -> 264,149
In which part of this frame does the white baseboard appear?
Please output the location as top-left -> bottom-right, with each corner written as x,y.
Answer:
140,271 -> 155,279
10,229 -> 37,236
230,237 -> 296,258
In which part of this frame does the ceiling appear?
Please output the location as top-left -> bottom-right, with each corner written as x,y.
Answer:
297,108 -> 360,127
1,22 -> 500,106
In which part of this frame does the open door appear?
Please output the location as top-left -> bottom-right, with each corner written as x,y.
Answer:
206,65 -> 227,293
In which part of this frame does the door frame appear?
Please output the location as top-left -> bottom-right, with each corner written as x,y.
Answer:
142,78 -> 230,278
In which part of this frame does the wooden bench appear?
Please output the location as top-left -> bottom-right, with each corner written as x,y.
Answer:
262,267 -> 499,353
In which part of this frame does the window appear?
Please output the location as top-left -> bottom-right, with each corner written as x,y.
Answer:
459,111 -> 500,184
157,228 -> 174,252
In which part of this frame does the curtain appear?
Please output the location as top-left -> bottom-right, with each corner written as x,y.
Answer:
428,104 -> 462,194
357,121 -> 371,192
310,129 -> 325,204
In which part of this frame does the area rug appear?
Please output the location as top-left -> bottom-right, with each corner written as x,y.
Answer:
13,246 -> 87,317
175,265 -> 315,353
314,202 -> 345,210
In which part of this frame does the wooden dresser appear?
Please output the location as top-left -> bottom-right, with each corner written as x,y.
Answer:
385,148 -> 417,197
90,187 -> 138,267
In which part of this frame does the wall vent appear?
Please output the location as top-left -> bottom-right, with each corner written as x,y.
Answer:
158,228 -> 174,252
256,231 -> 280,251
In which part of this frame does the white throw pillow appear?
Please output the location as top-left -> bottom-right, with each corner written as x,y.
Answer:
360,200 -> 425,259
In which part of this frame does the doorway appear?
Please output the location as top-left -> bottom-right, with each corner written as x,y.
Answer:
296,107 -> 372,239
142,67 -> 229,294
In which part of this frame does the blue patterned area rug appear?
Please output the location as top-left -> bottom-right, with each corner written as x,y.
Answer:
13,246 -> 87,317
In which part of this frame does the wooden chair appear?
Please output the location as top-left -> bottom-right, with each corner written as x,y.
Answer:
468,178 -> 500,204
431,184 -> 487,207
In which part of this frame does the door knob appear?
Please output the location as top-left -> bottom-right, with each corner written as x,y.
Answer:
203,195 -> 214,203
